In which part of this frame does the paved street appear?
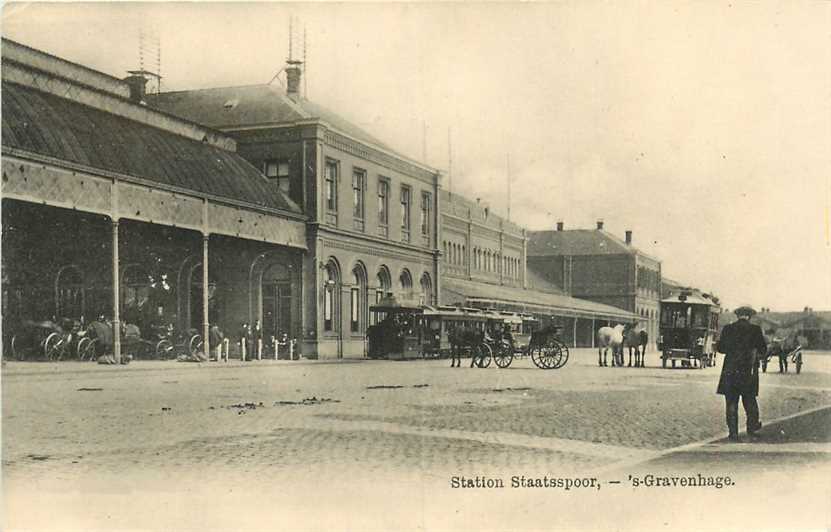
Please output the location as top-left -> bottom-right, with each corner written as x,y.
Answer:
3,349 -> 831,531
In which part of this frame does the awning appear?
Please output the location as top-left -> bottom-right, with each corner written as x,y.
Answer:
441,277 -> 639,321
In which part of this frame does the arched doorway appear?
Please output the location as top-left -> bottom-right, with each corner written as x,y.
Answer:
261,262 -> 293,340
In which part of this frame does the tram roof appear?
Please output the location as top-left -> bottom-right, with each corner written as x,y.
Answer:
1,81 -> 303,215
660,293 -> 719,307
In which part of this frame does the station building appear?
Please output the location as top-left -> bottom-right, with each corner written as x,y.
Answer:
2,37 -> 641,358
527,221 -> 662,345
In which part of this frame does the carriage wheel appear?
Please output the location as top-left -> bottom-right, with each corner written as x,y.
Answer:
531,344 -> 555,369
493,343 -> 513,368
473,343 -> 492,368
44,333 -> 64,361
188,335 -> 203,355
156,339 -> 174,359
552,342 -> 570,369
76,337 -> 92,360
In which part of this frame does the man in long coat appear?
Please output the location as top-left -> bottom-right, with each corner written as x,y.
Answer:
716,306 -> 767,441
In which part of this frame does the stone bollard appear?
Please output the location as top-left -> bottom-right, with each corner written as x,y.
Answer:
257,338 -> 262,361
240,339 -> 247,362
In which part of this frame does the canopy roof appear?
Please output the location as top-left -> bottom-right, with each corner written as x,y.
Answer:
442,277 -> 639,321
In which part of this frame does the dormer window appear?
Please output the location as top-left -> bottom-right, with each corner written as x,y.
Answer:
264,159 -> 290,194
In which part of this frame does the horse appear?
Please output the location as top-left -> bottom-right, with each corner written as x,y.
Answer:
448,325 -> 483,368
767,331 -> 806,373
597,324 -> 625,367
622,326 -> 643,367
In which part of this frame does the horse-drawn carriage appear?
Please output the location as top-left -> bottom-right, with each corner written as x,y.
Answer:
366,298 -> 569,369
761,333 -> 804,374
658,292 -> 720,369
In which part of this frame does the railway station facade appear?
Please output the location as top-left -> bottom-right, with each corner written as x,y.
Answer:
2,38 -> 640,359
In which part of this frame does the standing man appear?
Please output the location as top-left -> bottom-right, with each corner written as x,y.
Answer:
716,306 -> 767,442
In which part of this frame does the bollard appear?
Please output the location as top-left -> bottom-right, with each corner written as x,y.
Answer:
273,336 -> 278,360
241,339 -> 246,362
223,338 -> 230,362
289,339 -> 295,360
257,338 -> 262,361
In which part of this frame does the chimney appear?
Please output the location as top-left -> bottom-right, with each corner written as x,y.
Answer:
556,221 -> 564,231
625,230 -> 632,245
123,73 -> 148,104
596,220 -> 604,230
286,60 -> 302,99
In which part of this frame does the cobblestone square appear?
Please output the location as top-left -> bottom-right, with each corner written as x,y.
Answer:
3,350 -> 831,530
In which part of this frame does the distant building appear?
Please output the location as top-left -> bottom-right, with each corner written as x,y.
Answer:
527,221 -> 662,344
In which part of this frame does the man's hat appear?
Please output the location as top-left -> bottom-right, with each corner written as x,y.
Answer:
734,305 -> 757,317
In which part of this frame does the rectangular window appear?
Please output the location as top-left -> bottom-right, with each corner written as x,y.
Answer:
378,179 -> 389,225
420,191 -> 431,236
324,160 -> 338,212
400,186 -> 411,241
264,159 -> 291,194
352,169 -> 365,231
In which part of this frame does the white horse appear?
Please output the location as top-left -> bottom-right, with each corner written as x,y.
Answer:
598,324 -> 625,367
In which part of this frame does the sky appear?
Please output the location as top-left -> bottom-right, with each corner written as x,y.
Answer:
2,1 -> 829,312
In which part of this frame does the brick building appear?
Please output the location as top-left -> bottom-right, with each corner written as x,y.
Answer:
527,221 -> 662,344
146,61 -> 441,358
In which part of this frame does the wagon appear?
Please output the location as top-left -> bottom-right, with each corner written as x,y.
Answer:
658,292 -> 720,369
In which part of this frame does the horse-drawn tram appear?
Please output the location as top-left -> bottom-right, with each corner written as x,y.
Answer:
658,291 -> 720,369
366,297 -> 568,369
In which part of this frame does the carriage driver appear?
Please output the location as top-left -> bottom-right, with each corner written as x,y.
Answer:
716,305 -> 767,442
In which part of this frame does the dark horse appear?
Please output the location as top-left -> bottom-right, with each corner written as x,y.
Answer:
448,325 -> 484,368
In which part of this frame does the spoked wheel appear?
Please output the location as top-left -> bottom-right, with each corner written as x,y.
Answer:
493,342 -> 514,368
472,343 -> 492,368
188,335 -> 203,355
552,341 -> 569,369
77,337 -> 96,361
155,339 -> 174,359
44,332 -> 65,361
531,343 -> 558,369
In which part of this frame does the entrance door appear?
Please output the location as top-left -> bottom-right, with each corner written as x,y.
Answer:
262,281 -> 292,340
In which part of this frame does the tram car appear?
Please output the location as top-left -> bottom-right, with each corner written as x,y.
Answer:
658,291 -> 720,369
367,296 -> 427,360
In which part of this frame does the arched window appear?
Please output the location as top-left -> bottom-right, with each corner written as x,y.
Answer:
56,266 -> 84,318
420,273 -> 433,306
350,264 -> 367,333
399,269 -> 413,300
323,260 -> 340,332
372,266 -> 392,325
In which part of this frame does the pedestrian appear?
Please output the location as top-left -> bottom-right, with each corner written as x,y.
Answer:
716,305 -> 767,442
